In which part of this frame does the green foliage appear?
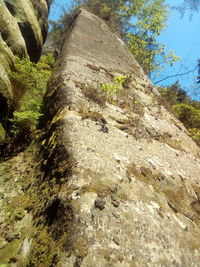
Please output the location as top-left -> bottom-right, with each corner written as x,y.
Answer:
99,75 -> 126,103
72,0 -> 145,30
126,0 -> 180,76
83,75 -> 126,105
173,103 -> 200,128
158,81 -> 188,105
188,128 -> 200,145
9,54 -> 55,137
173,103 -> 200,145
100,75 -> 125,95
159,82 -> 200,146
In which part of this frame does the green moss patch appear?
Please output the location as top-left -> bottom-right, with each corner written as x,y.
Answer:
0,239 -> 21,265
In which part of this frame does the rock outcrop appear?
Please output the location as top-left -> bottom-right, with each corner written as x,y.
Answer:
0,0 -> 49,127
31,9 -> 200,266
1,9 -> 200,267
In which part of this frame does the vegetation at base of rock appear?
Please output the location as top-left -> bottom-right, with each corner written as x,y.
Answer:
158,82 -> 200,146
7,54 -> 55,148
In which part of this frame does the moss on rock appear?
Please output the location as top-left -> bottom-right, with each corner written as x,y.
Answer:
0,124 -> 5,145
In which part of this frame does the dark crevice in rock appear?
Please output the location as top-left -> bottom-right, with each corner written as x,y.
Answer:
4,1 -> 16,16
45,198 -> 61,226
0,93 -> 8,128
0,134 -> 31,159
43,198 -> 75,241
1,30 -> 10,44
75,257 -> 83,267
30,1 -> 49,41
41,24 -> 48,45
18,22 -> 40,62
42,144 -> 74,182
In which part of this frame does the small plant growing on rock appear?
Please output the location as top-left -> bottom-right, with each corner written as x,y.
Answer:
82,75 -> 126,105
100,75 -> 125,94
99,75 -> 126,103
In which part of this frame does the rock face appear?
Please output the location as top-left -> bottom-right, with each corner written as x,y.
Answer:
0,0 -> 49,126
1,9 -> 200,267
29,9 -> 200,266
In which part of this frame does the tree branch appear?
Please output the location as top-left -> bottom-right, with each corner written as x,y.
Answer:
154,66 -> 198,85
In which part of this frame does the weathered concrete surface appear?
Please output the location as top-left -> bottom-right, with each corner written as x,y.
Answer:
0,0 -> 49,126
22,9 -> 200,266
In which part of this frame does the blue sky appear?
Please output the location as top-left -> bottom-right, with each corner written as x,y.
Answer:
49,0 -> 200,99
157,0 -> 200,99
49,0 -> 71,21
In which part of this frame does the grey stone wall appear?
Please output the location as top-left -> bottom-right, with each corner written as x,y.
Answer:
34,9 -> 200,266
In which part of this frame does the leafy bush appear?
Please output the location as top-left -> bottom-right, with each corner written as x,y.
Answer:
158,83 -> 200,147
173,103 -> 200,129
172,103 -> 200,146
188,128 -> 200,146
158,82 -> 188,105
9,53 -> 55,138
